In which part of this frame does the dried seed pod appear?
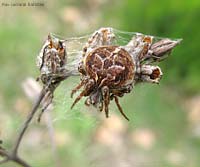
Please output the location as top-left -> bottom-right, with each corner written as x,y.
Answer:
147,38 -> 182,62
37,34 -> 67,81
126,33 -> 154,61
82,27 -> 115,58
139,65 -> 163,84
36,34 -> 67,122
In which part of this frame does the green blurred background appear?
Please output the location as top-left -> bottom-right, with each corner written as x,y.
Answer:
0,0 -> 200,167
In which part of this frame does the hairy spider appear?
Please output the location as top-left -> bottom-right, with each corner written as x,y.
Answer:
71,28 -> 181,120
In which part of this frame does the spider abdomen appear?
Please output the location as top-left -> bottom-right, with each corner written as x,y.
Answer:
84,46 -> 135,88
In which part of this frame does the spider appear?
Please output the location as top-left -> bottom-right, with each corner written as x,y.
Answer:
70,28 -> 180,120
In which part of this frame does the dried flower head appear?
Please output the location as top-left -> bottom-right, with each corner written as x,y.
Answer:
36,28 -> 181,121
71,28 -> 181,120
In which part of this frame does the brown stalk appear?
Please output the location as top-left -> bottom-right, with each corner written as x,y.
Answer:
0,70 -> 77,167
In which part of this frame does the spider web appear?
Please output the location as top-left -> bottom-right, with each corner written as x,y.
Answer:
47,28 -> 180,123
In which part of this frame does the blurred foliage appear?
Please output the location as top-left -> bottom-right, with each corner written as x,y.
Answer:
0,0 -> 200,167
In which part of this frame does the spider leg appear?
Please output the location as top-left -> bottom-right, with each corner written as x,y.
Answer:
99,101 -> 103,112
71,79 -> 87,98
71,79 -> 95,109
114,96 -> 129,121
84,97 -> 90,106
111,85 -> 133,97
101,86 -> 110,118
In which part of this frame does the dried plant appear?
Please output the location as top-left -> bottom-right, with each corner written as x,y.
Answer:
0,27 -> 181,167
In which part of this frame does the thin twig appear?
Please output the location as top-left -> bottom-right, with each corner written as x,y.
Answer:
0,149 -> 31,167
12,88 -> 46,155
0,88 -> 46,167
0,70 -> 77,167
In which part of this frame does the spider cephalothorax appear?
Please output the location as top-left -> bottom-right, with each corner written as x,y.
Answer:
71,27 -> 181,120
